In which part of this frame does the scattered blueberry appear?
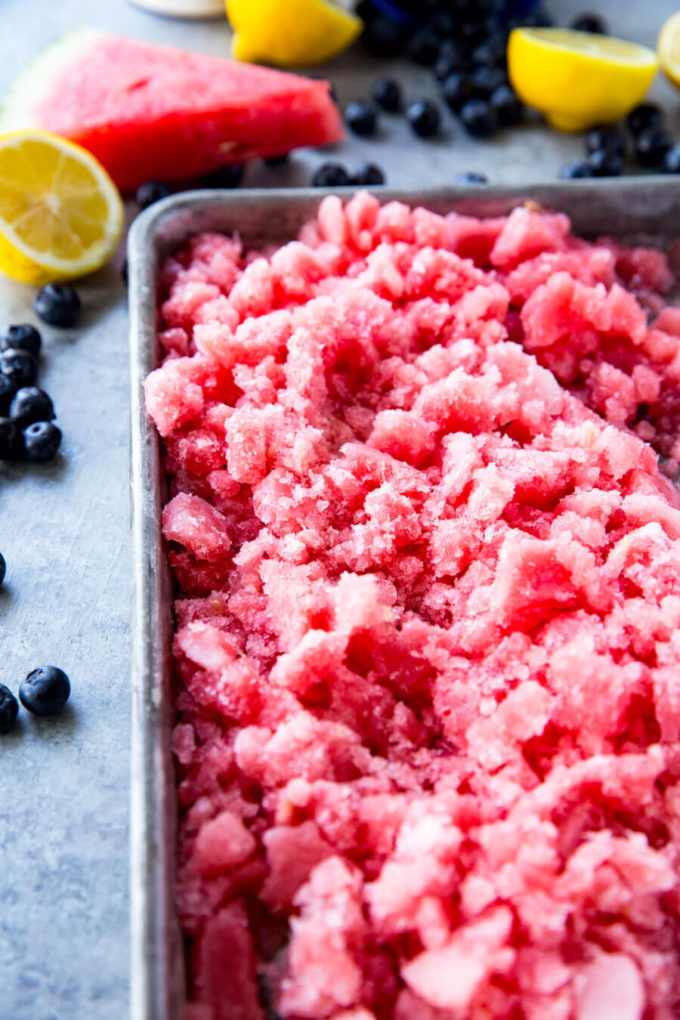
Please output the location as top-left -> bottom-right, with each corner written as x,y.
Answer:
345,101 -> 378,137
361,17 -> 406,59
34,284 -> 81,329
201,165 -> 246,188
664,143 -> 680,174
9,387 -> 55,427
371,77 -> 402,112
441,73 -> 472,113
627,103 -> 664,137
407,28 -> 440,66
0,375 -> 16,416
1,324 -> 41,358
489,85 -> 523,127
558,161 -> 596,179
264,153 -> 289,167
587,148 -> 625,177
0,552 -> 4,586
135,180 -> 172,209
22,421 -> 61,462
468,65 -> 507,100
570,12 -> 607,33
0,417 -> 22,459
433,46 -> 465,83
585,125 -> 625,157
456,171 -> 488,184
634,128 -> 673,168
19,666 -> 70,716
353,163 -> 386,185
0,348 -> 38,388
460,98 -> 497,139
406,99 -> 441,139
471,36 -> 506,69
311,163 -> 352,187
0,684 -> 18,734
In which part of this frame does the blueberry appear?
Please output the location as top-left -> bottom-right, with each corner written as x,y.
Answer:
627,103 -> 664,137
0,552 -> 5,586
441,73 -> 472,113
135,180 -> 172,209
201,164 -> 246,188
634,128 -> 673,167
586,125 -> 625,157
19,666 -> 70,716
0,348 -> 38,388
456,171 -> 488,184
0,374 -> 16,416
34,284 -> 81,329
406,99 -> 441,138
0,417 -> 22,459
1,324 -> 41,358
433,45 -> 465,82
0,684 -> 18,734
371,77 -> 402,112
471,36 -> 506,68
345,101 -> 377,137
664,142 -> 680,174
353,163 -> 385,185
523,7 -> 554,28
571,12 -> 607,33
587,148 -> 624,177
468,65 -> 507,99
460,98 -> 497,138
311,163 -> 352,187
264,153 -> 289,167
22,421 -> 61,462
361,17 -> 406,59
407,28 -> 441,66
489,84 -> 522,126
558,160 -> 596,179
9,387 -> 55,426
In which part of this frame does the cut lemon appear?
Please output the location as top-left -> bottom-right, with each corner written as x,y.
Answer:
658,11 -> 680,88
0,129 -> 124,285
508,28 -> 658,132
226,0 -> 362,67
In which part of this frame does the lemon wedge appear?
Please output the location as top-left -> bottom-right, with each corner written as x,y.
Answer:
658,11 -> 680,87
225,0 -> 362,67
0,129 -> 123,285
508,28 -> 658,132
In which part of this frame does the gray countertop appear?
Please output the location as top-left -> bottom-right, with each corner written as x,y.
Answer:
0,1 -> 678,1017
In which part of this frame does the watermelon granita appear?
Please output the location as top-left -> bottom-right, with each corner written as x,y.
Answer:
145,192 -> 680,1020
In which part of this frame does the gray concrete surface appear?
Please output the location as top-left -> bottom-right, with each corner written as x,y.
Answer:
0,0 -> 678,1017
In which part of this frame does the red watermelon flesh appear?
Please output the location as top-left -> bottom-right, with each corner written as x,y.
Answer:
1,31 -> 343,192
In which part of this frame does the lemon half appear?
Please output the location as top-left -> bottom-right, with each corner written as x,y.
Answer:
508,28 -> 658,132
658,11 -> 680,88
0,129 -> 123,285
226,0 -> 362,67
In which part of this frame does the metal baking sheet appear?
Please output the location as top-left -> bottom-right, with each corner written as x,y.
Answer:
127,178 -> 680,1020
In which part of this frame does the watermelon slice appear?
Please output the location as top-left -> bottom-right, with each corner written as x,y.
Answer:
0,29 -> 344,192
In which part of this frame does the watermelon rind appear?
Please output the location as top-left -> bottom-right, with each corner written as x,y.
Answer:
0,28 -> 103,133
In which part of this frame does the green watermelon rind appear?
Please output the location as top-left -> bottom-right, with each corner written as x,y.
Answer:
0,28 -> 103,133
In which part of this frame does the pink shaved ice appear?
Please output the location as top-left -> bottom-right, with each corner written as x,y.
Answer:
145,193 -> 680,1019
